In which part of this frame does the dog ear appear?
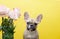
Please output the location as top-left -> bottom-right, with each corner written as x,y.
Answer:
36,14 -> 43,23
24,12 -> 29,20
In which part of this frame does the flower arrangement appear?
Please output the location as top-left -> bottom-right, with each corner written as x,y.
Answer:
0,5 -> 20,39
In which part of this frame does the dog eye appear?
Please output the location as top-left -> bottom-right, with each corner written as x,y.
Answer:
27,22 -> 30,24
34,23 -> 37,25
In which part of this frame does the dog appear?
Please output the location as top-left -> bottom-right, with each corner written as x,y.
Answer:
23,12 -> 43,39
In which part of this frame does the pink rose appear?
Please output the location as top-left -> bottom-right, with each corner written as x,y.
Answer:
8,8 -> 20,20
0,5 -> 10,17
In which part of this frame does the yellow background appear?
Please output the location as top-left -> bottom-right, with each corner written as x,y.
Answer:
0,0 -> 60,39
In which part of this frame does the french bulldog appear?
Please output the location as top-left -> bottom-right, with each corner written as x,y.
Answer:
23,12 -> 43,39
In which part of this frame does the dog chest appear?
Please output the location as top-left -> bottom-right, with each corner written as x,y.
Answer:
24,30 -> 38,39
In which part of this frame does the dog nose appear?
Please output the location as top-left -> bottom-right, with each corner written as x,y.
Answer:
30,25 -> 33,26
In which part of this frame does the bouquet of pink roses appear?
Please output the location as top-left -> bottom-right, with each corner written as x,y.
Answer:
0,5 -> 20,39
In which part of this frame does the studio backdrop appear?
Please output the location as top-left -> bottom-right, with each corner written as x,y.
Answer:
0,0 -> 60,39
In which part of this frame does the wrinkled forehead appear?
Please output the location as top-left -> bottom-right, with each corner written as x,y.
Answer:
25,18 -> 38,23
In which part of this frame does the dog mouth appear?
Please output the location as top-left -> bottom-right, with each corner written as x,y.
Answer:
27,28 -> 36,31
27,26 -> 36,31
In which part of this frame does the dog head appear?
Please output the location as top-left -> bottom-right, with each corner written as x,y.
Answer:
24,12 -> 43,31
